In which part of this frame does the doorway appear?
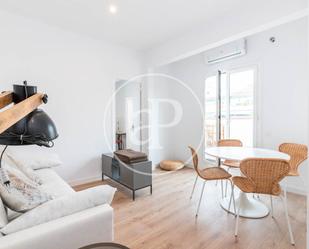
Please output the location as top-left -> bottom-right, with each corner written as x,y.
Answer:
115,80 -> 142,151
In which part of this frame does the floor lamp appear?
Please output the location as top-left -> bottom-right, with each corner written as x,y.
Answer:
0,81 -> 58,185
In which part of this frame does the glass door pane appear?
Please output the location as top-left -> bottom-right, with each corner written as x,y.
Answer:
229,69 -> 254,146
205,75 -> 218,148
205,68 -> 255,160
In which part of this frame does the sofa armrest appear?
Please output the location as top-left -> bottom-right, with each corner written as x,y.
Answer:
0,204 -> 113,249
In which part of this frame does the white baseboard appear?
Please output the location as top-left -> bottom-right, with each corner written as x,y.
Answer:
69,176 -> 102,187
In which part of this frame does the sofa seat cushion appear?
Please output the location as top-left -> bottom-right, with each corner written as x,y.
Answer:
36,169 -> 74,198
0,185 -> 116,235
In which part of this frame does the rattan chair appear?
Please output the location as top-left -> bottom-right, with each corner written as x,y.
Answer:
218,139 -> 243,197
233,158 -> 295,245
188,146 -> 235,217
190,139 -> 243,199
218,139 -> 243,168
279,143 -> 308,194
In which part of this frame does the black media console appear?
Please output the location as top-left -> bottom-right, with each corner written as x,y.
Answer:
101,153 -> 152,200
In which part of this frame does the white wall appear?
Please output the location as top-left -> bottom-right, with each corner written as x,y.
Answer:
145,1 -> 307,67
152,18 -> 308,194
0,10 -> 143,184
147,67 -> 178,166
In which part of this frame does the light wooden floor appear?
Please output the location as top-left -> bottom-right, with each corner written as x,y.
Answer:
74,167 -> 306,249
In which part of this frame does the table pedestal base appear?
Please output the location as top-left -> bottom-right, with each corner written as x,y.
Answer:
220,193 -> 269,219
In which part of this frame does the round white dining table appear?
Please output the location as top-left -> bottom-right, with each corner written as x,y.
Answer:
205,146 -> 290,219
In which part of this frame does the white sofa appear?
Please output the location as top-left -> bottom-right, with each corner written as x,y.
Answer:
0,168 -> 114,249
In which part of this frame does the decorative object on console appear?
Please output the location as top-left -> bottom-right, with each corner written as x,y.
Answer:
115,132 -> 126,150
160,160 -> 185,171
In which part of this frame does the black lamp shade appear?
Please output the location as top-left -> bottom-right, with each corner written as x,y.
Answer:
0,83 -> 58,147
26,109 -> 58,144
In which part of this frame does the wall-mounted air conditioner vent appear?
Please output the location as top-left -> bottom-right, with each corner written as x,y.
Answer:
205,39 -> 247,64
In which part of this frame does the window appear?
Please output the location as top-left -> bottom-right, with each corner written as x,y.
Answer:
205,68 -> 255,152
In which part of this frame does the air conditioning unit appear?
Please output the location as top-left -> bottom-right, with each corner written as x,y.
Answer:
205,39 -> 247,64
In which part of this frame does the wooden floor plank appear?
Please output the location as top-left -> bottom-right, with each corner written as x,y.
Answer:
73,167 -> 306,249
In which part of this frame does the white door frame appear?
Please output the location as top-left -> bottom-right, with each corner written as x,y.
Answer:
113,79 -> 143,152
204,65 -> 259,153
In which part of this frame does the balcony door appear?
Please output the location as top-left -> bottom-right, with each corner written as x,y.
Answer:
205,68 -> 256,153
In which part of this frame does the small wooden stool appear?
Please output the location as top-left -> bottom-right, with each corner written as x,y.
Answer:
160,160 -> 184,171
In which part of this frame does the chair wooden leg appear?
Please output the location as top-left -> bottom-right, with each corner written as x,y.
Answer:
196,181 -> 206,217
280,192 -> 295,246
235,192 -> 244,239
190,175 -> 198,200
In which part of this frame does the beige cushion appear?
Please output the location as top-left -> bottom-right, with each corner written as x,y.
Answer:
0,164 -> 52,213
2,163 -> 38,187
160,160 -> 185,171
6,153 -> 43,185
0,185 -> 116,235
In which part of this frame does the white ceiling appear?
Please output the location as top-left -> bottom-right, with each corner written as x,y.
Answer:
0,0 -> 307,51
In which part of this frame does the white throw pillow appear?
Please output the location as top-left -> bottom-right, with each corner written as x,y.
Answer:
2,163 -> 39,187
0,165 -> 52,213
6,151 -> 62,170
1,185 -> 116,235
6,154 -> 43,185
